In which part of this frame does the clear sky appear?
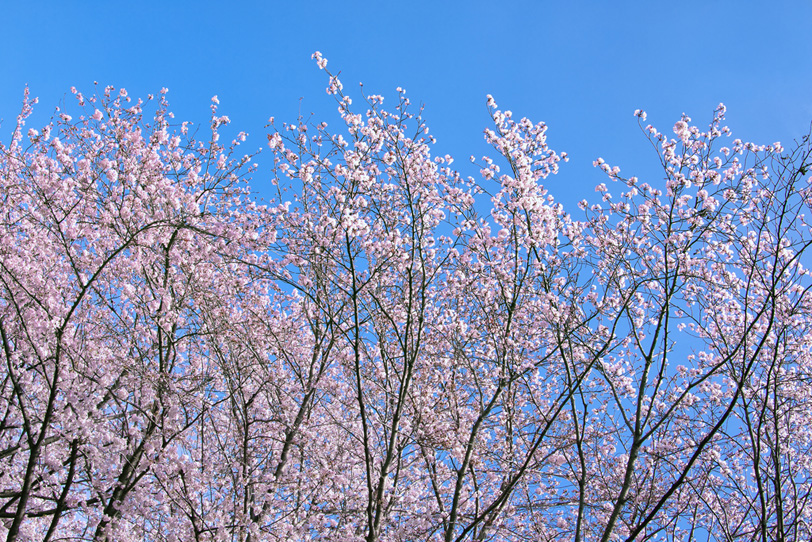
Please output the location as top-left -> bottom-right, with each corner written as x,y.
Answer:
2,1 -> 811,209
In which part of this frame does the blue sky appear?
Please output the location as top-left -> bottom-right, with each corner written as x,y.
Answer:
3,1 -> 811,209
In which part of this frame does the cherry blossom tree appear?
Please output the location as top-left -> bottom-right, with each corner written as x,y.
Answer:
1,54 -> 811,541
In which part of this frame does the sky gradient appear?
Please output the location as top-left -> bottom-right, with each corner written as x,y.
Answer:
2,1 -> 811,209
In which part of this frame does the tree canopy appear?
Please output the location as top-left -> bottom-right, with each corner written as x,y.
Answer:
1,59 -> 811,542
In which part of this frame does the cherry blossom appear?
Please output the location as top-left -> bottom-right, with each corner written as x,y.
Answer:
1,57 -> 811,542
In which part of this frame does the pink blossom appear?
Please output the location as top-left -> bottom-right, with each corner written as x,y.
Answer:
1,68 -> 809,542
